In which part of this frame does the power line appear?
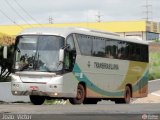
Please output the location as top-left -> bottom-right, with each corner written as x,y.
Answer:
14,0 -> 42,26
0,8 -> 23,29
5,0 -> 33,27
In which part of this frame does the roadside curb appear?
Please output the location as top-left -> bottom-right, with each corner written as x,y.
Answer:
149,79 -> 160,82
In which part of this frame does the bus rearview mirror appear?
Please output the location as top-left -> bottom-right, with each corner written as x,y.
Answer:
59,49 -> 64,62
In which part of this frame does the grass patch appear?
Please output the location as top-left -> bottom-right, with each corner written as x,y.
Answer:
44,99 -> 69,105
149,52 -> 160,80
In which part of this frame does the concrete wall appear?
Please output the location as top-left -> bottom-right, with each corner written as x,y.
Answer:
0,82 -> 29,102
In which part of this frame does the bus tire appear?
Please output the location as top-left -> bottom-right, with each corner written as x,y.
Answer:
69,84 -> 85,105
115,86 -> 131,104
29,95 -> 45,105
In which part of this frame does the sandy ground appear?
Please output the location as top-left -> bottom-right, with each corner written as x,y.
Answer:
131,90 -> 160,104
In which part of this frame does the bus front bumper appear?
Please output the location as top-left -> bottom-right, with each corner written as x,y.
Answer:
11,82 -> 68,97
11,73 -> 75,98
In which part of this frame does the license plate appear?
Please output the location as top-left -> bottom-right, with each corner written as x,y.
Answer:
30,86 -> 39,91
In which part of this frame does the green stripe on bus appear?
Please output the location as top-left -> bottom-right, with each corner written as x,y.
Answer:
132,70 -> 148,92
73,63 -> 123,97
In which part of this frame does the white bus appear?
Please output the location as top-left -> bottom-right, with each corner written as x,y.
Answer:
10,27 -> 149,105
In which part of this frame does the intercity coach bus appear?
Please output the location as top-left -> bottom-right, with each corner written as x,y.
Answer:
9,27 -> 149,105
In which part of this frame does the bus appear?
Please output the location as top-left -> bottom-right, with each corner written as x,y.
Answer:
9,27 -> 149,105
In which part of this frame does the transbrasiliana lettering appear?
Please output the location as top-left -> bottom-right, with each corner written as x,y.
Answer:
94,62 -> 119,70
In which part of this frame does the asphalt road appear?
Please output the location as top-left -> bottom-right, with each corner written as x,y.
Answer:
0,80 -> 159,120
0,103 -> 160,114
0,104 -> 160,120
149,80 -> 160,93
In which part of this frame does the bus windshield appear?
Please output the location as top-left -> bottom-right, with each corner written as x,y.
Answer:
14,35 -> 65,72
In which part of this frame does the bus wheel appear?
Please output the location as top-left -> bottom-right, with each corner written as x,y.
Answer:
69,84 -> 85,105
115,86 -> 131,104
29,95 -> 45,105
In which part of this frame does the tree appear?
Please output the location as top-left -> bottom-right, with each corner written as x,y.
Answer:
0,44 -> 14,81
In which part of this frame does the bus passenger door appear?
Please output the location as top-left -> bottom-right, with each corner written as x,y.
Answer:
64,34 -> 76,72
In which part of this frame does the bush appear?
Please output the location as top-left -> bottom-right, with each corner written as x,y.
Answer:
149,52 -> 160,80
0,44 -> 14,82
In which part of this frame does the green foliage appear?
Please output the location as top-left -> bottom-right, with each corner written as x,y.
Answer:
44,99 -> 68,105
154,38 -> 160,42
0,44 -> 14,82
149,52 -> 160,80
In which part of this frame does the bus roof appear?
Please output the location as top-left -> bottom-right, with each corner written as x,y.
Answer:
19,27 -> 148,45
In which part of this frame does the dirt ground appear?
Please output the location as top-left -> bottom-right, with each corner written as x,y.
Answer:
131,90 -> 160,104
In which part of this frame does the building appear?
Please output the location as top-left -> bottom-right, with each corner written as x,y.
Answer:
0,20 -> 160,45
117,21 -> 160,41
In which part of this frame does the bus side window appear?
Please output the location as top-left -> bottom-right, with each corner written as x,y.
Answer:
65,35 -> 76,71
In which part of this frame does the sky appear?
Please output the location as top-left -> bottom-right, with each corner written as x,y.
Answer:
0,0 -> 160,25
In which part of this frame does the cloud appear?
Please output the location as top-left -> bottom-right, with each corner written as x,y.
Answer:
0,0 -> 160,25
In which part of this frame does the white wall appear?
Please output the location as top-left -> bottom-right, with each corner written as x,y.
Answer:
0,82 -> 29,102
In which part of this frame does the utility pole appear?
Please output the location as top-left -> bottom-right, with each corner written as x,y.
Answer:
143,0 -> 152,21
49,16 -> 54,24
96,11 -> 103,22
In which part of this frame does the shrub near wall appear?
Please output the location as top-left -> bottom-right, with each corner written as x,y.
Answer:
149,52 -> 160,80
0,44 -> 14,82
149,42 -> 160,80
0,34 -> 15,82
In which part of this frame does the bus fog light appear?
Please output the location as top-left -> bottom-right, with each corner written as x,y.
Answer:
54,93 -> 58,96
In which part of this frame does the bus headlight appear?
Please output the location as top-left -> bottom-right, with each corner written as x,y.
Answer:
14,91 -> 18,94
